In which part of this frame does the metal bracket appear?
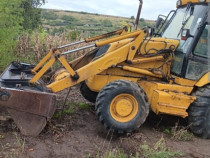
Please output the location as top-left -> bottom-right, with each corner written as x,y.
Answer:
0,88 -> 10,102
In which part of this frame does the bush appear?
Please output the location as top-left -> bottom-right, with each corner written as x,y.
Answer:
52,27 -> 66,35
42,11 -> 58,20
101,19 -> 113,27
140,18 -> 145,22
70,31 -> 80,41
60,15 -> 77,22
49,20 -> 70,26
80,11 -> 87,14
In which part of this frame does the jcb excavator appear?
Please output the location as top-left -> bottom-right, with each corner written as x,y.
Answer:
0,0 -> 209,138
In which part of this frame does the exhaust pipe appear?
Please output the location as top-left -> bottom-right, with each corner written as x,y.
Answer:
135,0 -> 143,30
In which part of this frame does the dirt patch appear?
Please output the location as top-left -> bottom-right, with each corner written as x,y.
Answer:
0,85 -> 210,158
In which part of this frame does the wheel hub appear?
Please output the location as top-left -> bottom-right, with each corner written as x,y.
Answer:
115,99 -> 133,117
110,94 -> 139,123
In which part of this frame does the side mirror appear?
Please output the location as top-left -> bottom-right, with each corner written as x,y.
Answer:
181,29 -> 190,40
155,17 -> 164,29
148,27 -> 155,37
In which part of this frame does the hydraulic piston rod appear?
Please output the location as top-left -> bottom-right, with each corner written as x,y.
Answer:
58,40 -> 86,49
61,44 -> 95,55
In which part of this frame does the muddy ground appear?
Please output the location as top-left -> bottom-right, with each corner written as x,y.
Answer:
0,85 -> 210,158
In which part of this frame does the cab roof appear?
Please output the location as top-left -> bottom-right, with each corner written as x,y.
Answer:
178,0 -> 210,7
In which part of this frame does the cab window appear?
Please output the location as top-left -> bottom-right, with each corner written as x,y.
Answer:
185,25 -> 210,80
193,25 -> 210,58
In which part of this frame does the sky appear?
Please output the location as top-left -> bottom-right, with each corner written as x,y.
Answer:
42,0 -> 176,20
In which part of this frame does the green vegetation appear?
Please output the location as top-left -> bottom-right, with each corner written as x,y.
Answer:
162,123 -> 194,141
0,0 -> 23,70
42,11 -> 58,20
1,132 -> 25,157
53,102 -> 90,119
0,4 -> 154,72
41,9 -> 154,36
102,148 -> 127,158
21,0 -> 45,31
140,137 -> 184,158
171,124 -> 194,141
92,137 -> 184,158
0,0 -> 45,71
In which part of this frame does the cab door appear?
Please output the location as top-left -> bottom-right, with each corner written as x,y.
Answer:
185,24 -> 210,81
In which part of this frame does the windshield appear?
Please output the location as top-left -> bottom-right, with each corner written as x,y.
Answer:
162,4 -> 208,52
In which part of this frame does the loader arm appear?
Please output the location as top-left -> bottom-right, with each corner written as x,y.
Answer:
30,28 -> 147,93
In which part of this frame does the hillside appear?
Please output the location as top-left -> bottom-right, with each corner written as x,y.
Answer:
41,9 -> 154,38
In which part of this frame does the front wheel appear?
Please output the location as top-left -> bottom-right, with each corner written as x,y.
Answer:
188,85 -> 210,139
95,80 -> 149,133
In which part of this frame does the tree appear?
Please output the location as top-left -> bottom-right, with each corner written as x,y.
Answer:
131,16 -> 135,19
0,0 -> 24,70
140,18 -> 145,22
21,0 -> 45,31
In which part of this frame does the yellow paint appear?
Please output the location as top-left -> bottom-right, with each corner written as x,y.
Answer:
58,56 -> 76,76
30,24 -> 197,119
31,27 -> 179,92
131,55 -> 164,64
30,56 -> 56,83
47,42 -> 131,92
179,0 -> 210,7
196,72 -> 210,87
174,77 -> 197,86
86,75 -> 139,92
106,39 -> 133,55
85,29 -> 124,43
86,74 -> 195,118
152,90 -> 195,118
122,66 -> 162,78
139,81 -> 195,118
95,30 -> 144,47
139,38 -> 179,55
110,94 -> 138,123
54,69 -> 70,81
127,32 -> 147,61
32,50 -> 53,73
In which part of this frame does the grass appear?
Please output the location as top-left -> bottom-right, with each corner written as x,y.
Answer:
0,134 -> 5,139
140,137 -> 184,158
102,148 -> 127,158
53,101 -> 90,119
41,9 -> 154,36
91,137 -> 184,158
0,132 -> 25,158
162,123 -> 194,141
14,132 -> 25,153
171,124 -> 194,141
91,148 -> 128,158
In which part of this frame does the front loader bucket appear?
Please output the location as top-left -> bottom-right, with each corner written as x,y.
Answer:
0,62 -> 56,136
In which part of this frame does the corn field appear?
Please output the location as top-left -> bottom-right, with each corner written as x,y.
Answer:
16,31 -> 94,65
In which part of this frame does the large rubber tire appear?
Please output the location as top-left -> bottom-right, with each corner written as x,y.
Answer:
80,82 -> 98,103
95,80 -> 149,133
188,85 -> 210,139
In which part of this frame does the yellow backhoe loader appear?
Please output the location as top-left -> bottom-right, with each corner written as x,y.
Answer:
0,0 -> 209,138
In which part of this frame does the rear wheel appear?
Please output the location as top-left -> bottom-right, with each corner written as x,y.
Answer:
188,85 -> 210,139
80,82 -> 98,103
95,80 -> 149,133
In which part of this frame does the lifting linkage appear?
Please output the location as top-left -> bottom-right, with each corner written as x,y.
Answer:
30,26 -> 148,92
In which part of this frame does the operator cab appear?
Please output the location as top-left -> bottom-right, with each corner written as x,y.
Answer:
156,0 -> 209,81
